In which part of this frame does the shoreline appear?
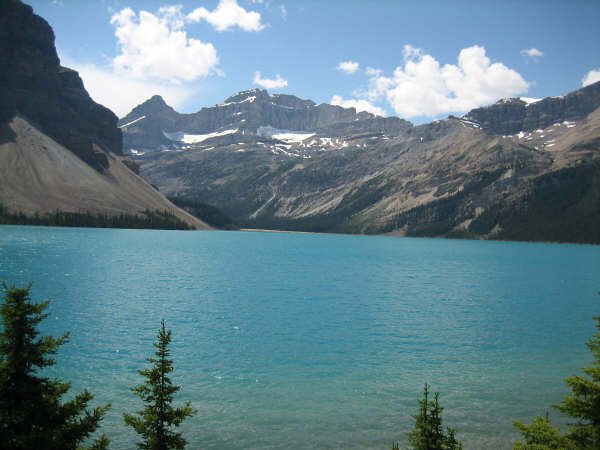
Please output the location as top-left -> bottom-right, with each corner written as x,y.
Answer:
239,227 -> 323,235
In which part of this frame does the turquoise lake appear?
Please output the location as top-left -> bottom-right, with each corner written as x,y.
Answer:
0,225 -> 599,449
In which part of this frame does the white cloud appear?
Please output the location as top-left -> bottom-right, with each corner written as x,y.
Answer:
187,0 -> 264,32
110,7 -> 219,83
63,61 -> 191,117
253,71 -> 288,89
582,68 -> 600,87
521,47 -> 544,62
364,44 -> 529,118
337,60 -> 360,75
331,95 -> 385,116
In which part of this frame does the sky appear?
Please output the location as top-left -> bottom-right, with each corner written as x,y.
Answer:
30,0 -> 600,122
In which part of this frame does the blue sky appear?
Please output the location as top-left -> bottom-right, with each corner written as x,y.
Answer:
30,0 -> 600,122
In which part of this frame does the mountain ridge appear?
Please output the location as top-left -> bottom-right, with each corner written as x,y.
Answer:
129,81 -> 600,242
119,88 -> 412,154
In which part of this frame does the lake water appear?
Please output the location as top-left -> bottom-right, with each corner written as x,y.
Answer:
0,225 -> 599,449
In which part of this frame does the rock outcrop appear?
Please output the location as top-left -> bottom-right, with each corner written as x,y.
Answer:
0,0 -> 122,170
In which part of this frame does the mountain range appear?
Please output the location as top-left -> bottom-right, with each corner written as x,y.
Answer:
119,82 -> 600,243
0,0 -> 209,230
2,0 -> 598,242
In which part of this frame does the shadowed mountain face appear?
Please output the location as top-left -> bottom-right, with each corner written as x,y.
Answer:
0,0 -> 122,170
124,81 -> 600,243
0,0 -> 209,229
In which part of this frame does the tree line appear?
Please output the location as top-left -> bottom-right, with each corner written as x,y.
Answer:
1,284 -> 598,449
0,204 -> 193,230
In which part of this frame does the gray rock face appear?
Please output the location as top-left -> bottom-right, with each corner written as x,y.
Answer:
119,88 -> 412,153
465,81 -> 600,135
0,0 -> 122,169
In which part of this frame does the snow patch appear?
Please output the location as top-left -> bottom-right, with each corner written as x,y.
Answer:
163,128 -> 238,144
520,97 -> 542,105
217,96 -> 257,107
119,115 -> 146,128
257,126 -> 315,143
458,118 -> 481,128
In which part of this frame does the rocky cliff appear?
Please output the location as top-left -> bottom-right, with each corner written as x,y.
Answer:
0,0 -> 121,170
0,0 -> 210,229
465,81 -> 600,135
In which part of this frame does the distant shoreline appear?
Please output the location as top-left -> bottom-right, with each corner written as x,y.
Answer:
240,228 -> 321,235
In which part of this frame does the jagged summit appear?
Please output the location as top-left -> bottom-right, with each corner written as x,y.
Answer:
220,89 -> 317,109
223,88 -> 267,104
147,94 -> 169,106
119,88 -> 411,154
128,95 -> 175,118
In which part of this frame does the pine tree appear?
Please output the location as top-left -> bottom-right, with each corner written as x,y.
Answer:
514,314 -> 600,449
0,284 -> 109,450
124,320 -> 194,450
405,384 -> 463,450
513,414 -> 574,450
555,315 -> 600,448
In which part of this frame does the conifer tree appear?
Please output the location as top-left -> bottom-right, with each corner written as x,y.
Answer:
0,285 -> 109,450
514,314 -> 600,449
404,384 -> 463,450
555,315 -> 600,448
513,414 -> 573,450
124,320 -> 194,450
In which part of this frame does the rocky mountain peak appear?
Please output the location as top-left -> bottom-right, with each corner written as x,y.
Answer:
222,89 -> 317,110
147,94 -> 168,106
129,95 -> 174,117
223,88 -> 267,104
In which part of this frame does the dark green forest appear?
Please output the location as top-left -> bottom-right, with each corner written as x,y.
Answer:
0,204 -> 193,230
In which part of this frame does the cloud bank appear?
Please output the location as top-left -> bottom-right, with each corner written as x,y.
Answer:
111,6 -> 219,82
65,1 -> 268,117
362,44 -> 529,118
